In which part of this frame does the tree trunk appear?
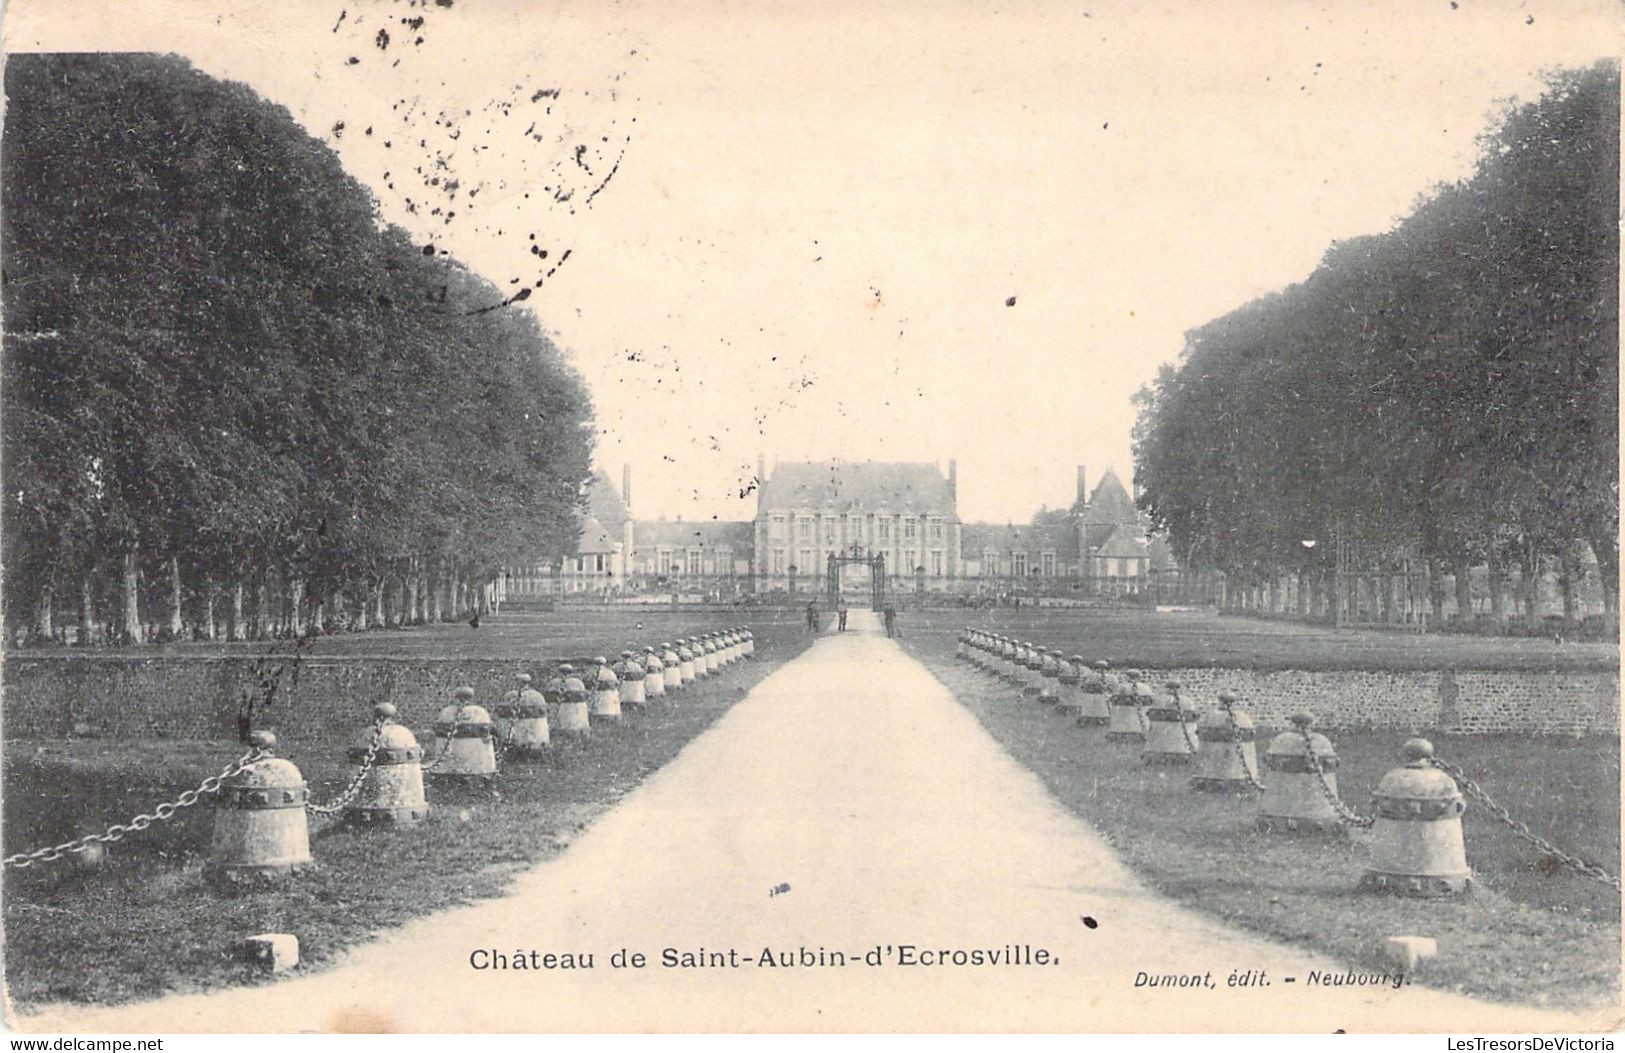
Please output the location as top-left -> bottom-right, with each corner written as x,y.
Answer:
288,578 -> 305,636
430,563 -> 444,623
352,586 -> 368,631
230,581 -> 246,641
1520,545 -> 1541,620
79,577 -> 96,646
1587,533 -> 1618,621
405,563 -> 420,625
1452,560 -> 1473,629
255,580 -> 271,640
167,556 -> 184,639
202,574 -> 217,641
34,583 -> 54,643
373,579 -> 386,627
1486,551 -> 1508,629
122,552 -> 144,644
1559,546 -> 1580,627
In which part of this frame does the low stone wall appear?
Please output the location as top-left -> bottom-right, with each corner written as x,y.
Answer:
4,655 -> 1618,742
1145,667 -> 1619,736
1,656 -> 564,744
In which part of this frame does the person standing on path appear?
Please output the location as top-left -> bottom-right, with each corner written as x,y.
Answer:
837,600 -> 848,632
883,605 -> 897,638
806,601 -> 819,634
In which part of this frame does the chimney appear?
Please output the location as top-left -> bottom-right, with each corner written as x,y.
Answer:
1076,465 -> 1088,506
947,458 -> 957,501
622,464 -> 632,512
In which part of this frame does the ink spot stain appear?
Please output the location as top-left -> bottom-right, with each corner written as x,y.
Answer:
1081,915 -> 1099,929
1005,296 -> 1017,307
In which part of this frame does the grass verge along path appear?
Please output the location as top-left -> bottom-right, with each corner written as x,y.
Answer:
907,639 -> 1620,1012
1,623 -> 809,1010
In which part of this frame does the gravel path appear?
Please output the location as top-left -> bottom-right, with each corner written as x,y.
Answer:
16,611 -> 1612,1033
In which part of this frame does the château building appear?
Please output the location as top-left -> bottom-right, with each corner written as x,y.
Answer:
514,459 -> 1159,599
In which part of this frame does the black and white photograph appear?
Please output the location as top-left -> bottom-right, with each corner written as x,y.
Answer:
0,0 -> 1619,1038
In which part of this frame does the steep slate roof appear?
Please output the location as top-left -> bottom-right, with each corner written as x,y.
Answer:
583,469 -> 629,532
1095,525 -> 1149,560
1082,468 -> 1138,527
633,519 -> 754,548
761,461 -> 956,516
576,515 -> 617,554
961,522 -> 1079,561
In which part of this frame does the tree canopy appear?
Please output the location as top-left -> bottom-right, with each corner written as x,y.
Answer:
2,52 -> 594,640
1132,60 -> 1619,616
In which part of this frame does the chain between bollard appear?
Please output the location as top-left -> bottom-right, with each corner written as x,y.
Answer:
1219,700 -> 1267,791
1302,733 -> 1374,829
1428,756 -> 1621,891
420,717 -> 461,772
307,714 -> 389,818
2,746 -> 271,869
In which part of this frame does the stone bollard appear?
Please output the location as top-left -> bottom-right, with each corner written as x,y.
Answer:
677,638 -> 698,683
1077,660 -> 1112,726
344,703 -> 430,825
205,731 -> 313,890
1143,680 -> 1200,765
1017,643 -> 1039,698
1360,739 -> 1473,896
742,628 -> 755,658
590,657 -> 622,722
1057,655 -> 1083,716
699,634 -> 718,675
617,650 -> 647,712
1257,713 -> 1343,833
1106,670 -> 1149,742
1190,690 -> 1261,793
643,646 -> 667,700
1382,936 -> 1439,974
549,664 -> 592,738
661,642 -> 685,692
241,933 -> 300,973
1039,649 -> 1062,706
494,674 -> 551,758
429,688 -> 498,783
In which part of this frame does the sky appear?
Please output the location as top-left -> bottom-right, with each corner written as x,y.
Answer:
4,0 -> 1620,523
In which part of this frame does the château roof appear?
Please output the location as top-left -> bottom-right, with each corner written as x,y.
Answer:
584,469 -> 629,532
633,519 -> 754,548
759,461 -> 957,517
1094,525 -> 1148,560
960,521 -> 1079,561
575,515 -> 618,554
1082,468 -> 1138,527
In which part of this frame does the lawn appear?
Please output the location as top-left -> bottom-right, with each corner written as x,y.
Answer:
8,607 -> 786,662
903,633 -> 1621,1011
895,606 -> 1618,672
1,614 -> 810,1010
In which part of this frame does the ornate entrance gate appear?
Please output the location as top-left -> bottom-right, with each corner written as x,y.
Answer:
828,544 -> 887,611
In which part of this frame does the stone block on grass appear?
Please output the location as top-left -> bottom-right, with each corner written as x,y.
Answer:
242,933 -> 300,973
1382,935 -> 1437,973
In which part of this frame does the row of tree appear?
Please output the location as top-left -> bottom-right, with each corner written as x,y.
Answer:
1132,61 -> 1620,627
2,53 -> 594,644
